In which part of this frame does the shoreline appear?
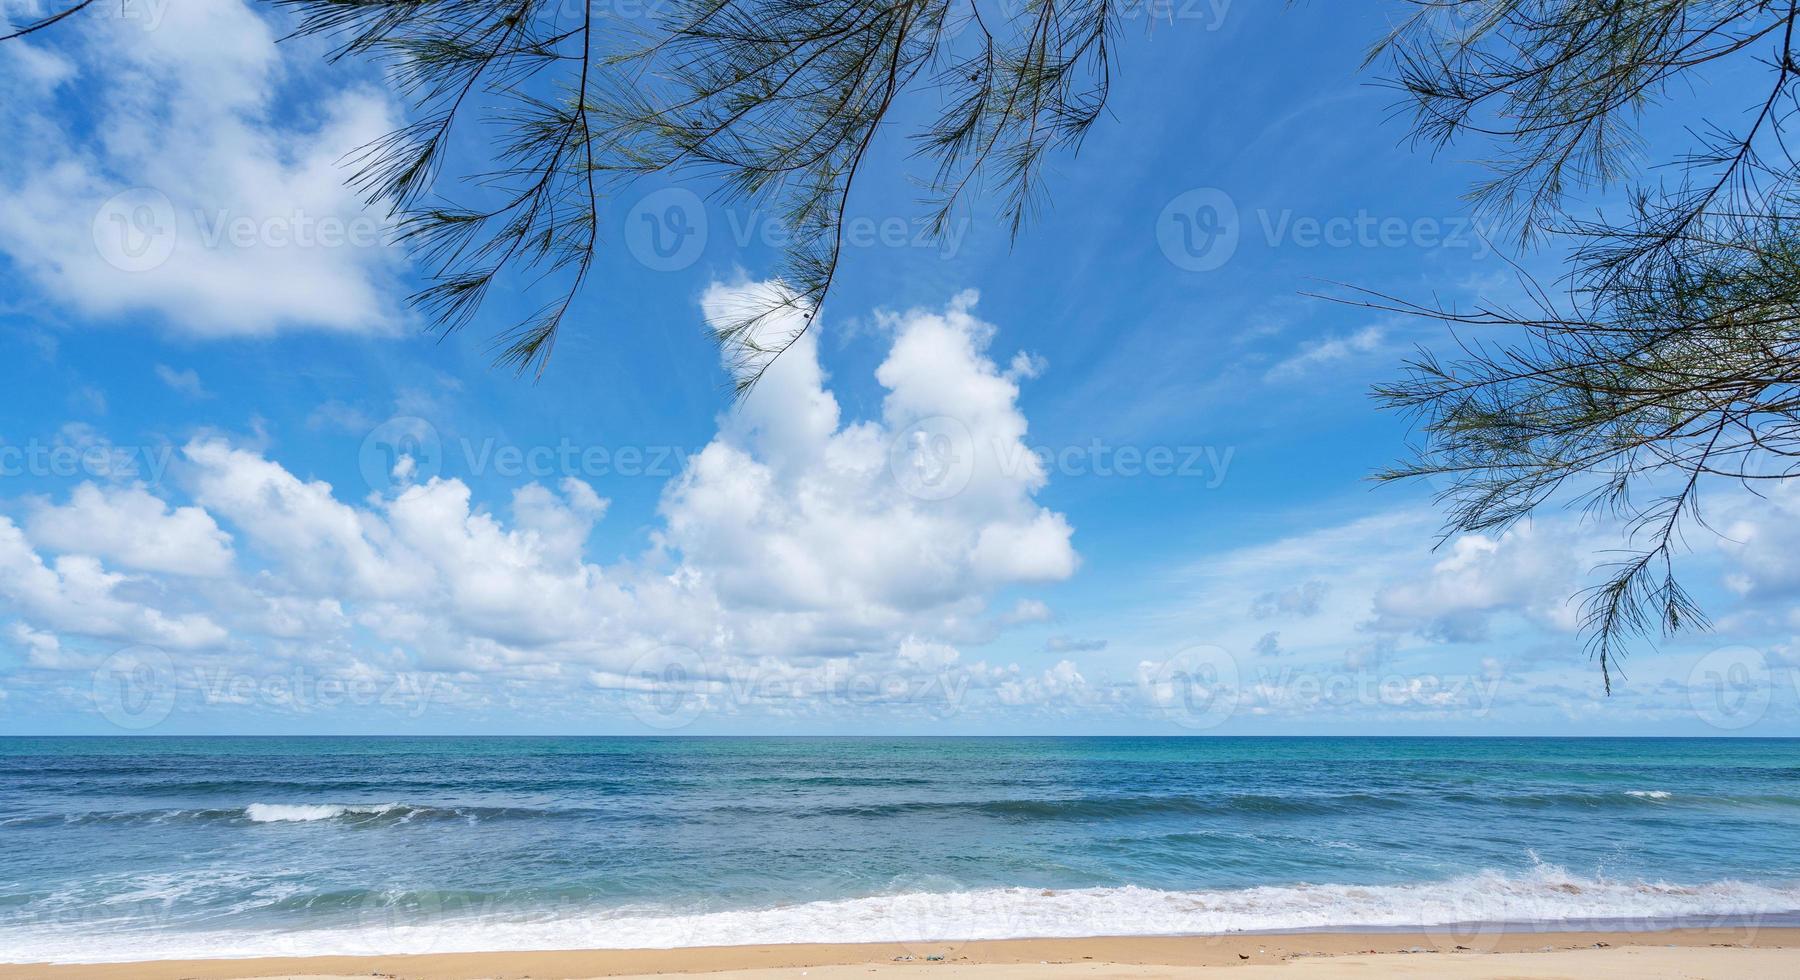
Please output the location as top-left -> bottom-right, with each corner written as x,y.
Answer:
4,927 -> 1797,979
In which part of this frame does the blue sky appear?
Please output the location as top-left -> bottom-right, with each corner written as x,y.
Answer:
0,0 -> 1796,735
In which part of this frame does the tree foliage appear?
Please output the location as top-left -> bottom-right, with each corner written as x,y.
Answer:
235,0 -> 1113,384
1360,0 -> 1800,689
6,0 -> 1117,382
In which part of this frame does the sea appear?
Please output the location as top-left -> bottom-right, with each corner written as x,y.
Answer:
2,736 -> 1798,962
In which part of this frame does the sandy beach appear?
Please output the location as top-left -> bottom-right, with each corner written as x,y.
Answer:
3,927 -> 1797,980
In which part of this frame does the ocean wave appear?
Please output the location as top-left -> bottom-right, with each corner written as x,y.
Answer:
9,788 -> 1795,833
240,802 -> 560,825
718,789 -> 1800,820
243,803 -> 401,823
739,774 -> 938,788
715,792 -> 1409,821
6,864 -> 1798,963
0,808 -> 244,829
86,776 -> 653,797
0,802 -> 564,829
1430,788 -> 1800,809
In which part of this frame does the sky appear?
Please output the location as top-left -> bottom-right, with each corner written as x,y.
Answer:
0,0 -> 1796,736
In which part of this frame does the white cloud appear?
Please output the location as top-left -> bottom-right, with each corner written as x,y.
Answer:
379,476 -> 627,649
1251,580 -> 1328,618
7,622 -> 63,668
1717,481 -> 1800,599
660,283 -> 1078,630
1001,599 -> 1055,626
306,400 -> 375,434
70,385 -> 106,415
1264,326 -> 1385,381
154,364 -> 209,398
1370,526 -> 1584,641
995,659 -> 1088,706
0,517 -> 227,650
184,438 -> 428,599
1005,351 -> 1048,381
26,482 -> 235,577
0,38 -> 75,88
0,285 -> 1088,722
0,0 -> 408,335
510,479 -> 608,567
1097,506 -> 1611,711
1045,635 -> 1107,654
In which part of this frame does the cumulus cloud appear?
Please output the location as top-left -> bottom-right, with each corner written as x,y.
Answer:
1716,482 -> 1800,599
1369,526 -> 1583,642
0,517 -> 227,650
8,622 -> 63,668
0,0 -> 408,335
26,483 -> 235,577
660,283 -> 1077,634
185,438 -> 425,599
1098,505 -> 1647,717
995,659 -> 1088,707
0,285 -> 1087,720
1252,631 -> 1282,658
1000,599 -> 1055,626
1251,580 -> 1328,619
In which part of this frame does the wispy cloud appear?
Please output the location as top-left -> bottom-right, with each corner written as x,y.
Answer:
1264,326 -> 1385,381
155,365 -> 210,399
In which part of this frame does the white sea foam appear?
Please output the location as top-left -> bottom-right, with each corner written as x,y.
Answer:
243,803 -> 400,823
5,864 -> 1798,964
1625,790 -> 1672,800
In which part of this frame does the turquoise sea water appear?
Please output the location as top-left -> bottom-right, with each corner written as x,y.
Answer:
3,736 -> 1799,961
